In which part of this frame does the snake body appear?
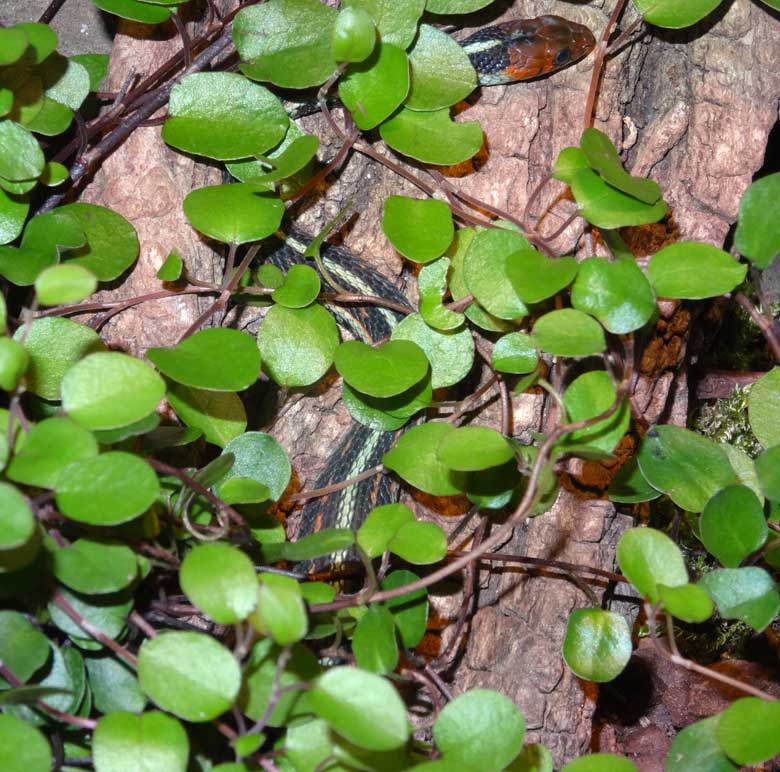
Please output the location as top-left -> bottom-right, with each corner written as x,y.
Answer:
274,15 -> 595,546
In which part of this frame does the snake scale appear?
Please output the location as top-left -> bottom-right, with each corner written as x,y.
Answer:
267,15 -> 596,548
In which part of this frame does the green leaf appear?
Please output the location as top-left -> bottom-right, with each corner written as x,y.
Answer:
34,263 -> 96,305
40,54 -> 90,111
632,0 -> 722,28
0,337 -> 28,390
562,609 -> 632,683
0,714 -> 51,772
258,303 -> 339,387
755,444 -> 780,501
434,689 -> 525,772
717,697 -> 780,766
748,367 -> 780,448
357,503 -> 415,557
309,667 -> 410,751
636,425 -> 737,511
352,605 -> 399,674
251,574 -> 308,645
233,0 -> 338,89
734,172 -> 780,267
262,528 -> 355,563
388,520 -> 446,564
339,43 -> 409,130
406,24 -> 476,110
51,538 -> 138,594
437,426 -> 514,471
700,485 -> 767,567
48,587 -> 133,649
62,351 -> 165,431
92,0 -> 172,21
183,184 -> 284,245
560,371 -> 630,454
381,569 -> 428,648
391,312 -> 474,389
220,432 -> 291,501
383,422 -> 468,496
0,525 -> 41,576
532,309 -> 606,357
647,242 -> 746,299
506,250 -> 578,304
657,582 -> 714,623
218,478 -> 270,505
666,716 -> 736,772
560,755 -> 638,772
71,53 -> 110,92
418,257 -> 464,331
162,73 -> 289,161
149,329 -> 260,392
0,483 -> 35,551
55,452 -> 159,526
342,375 -> 431,431
343,0 -> 425,49
272,264 -> 321,308
93,711 -> 188,772
229,133 -> 319,185
180,543 -> 258,624
425,0 -> 493,12
382,196 -> 454,263
699,567 -> 780,632
40,161 -> 69,187
85,655 -> 146,714
492,332 -> 538,375
0,187 -> 29,245
335,339 -> 429,397
332,7 -> 376,62
138,631 -> 241,722
167,383 -> 247,448
509,744 -> 554,772
0,120 -> 44,181
570,256 -> 656,334
380,107 -> 483,165
580,128 -> 661,204
157,249 -> 183,281
616,527 -> 688,603
0,28 -> 29,66
0,611 -> 50,681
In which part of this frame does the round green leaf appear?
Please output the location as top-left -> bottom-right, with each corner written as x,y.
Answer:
339,43 -> 410,130
47,586 -> 133,650
335,339 -> 429,398
648,242 -> 746,299
388,520 -> 446,564
0,611 -> 50,681
0,188 -> 29,245
62,352 -> 165,431
616,527 -> 688,603
167,383 -> 246,449
258,303 -> 339,387
352,605 -> 398,674
56,203 -> 139,281
562,609 -> 632,683
532,309 -> 606,357
51,538 -> 138,594
492,332 -> 538,375
91,0 -> 171,23
748,367 -> 780,448
180,542 -> 259,624
666,716 -> 737,772
735,172 -> 780,268
0,714 -> 51,772
699,567 -> 780,632
700,485 -> 768,567
0,28 -> 29,66
233,0 -> 338,89
571,256 -> 656,334
383,422 -> 468,496
381,569 -> 428,648
0,120 -> 44,181
561,371 -> 630,454
755,444 -> 780,501
0,524 -> 41,576
162,73 -> 288,161
55,452 -> 159,526
434,689 -> 524,772
357,503 -> 415,558
138,631 -> 241,722
309,666 -> 410,751
34,263 -> 96,306
343,0 -> 425,49
380,107 -> 483,166
418,257 -> 464,331
40,161 -> 69,187
633,0 -> 721,28
657,582 -> 714,623
437,426 -> 513,471
636,425 -> 737,512
93,711 -> 188,772
342,375 -> 431,431
0,483 -> 34,551
332,7 -> 376,62
272,264 -> 321,308
406,24 -> 476,111
560,755 -> 637,772
85,655 -> 146,715
183,184 -> 284,245
382,196 -> 454,264
717,697 -> 780,766
0,336 -> 28,390
391,312 -> 473,389
220,432 -> 291,501
506,250 -> 578,305
148,328 -> 260,392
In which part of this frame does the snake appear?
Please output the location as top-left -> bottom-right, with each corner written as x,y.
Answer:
267,15 -> 596,551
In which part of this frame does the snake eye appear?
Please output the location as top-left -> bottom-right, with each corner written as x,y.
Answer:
554,48 -> 571,65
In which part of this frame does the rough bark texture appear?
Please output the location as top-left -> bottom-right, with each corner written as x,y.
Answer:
73,0 -> 780,766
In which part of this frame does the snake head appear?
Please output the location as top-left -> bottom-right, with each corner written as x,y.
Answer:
464,15 -> 596,86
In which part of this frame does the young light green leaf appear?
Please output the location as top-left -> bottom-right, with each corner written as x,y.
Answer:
272,264 -> 321,308
0,484 -> 35,552
357,503 -> 415,558
0,337 -> 28,391
388,521 -> 447,564
616,527 -> 688,603
332,6 -> 376,62
343,0 -> 425,49
0,714 -> 51,772
437,426 -> 514,471
34,263 -> 96,305
532,309 -> 606,357
492,333 -> 538,375
563,609 -> 632,683
251,574 -> 308,645
91,0 -> 172,23
261,529 -> 355,563
657,582 -> 714,623
382,196 -> 454,263
559,755 -> 638,772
